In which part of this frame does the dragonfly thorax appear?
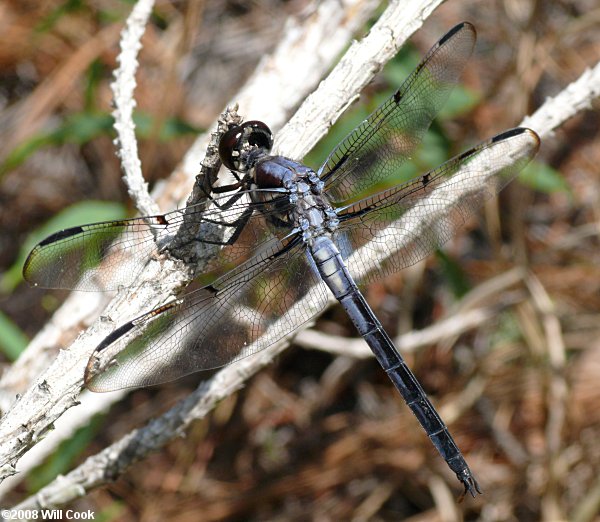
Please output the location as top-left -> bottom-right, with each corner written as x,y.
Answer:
251,155 -> 339,242
291,176 -> 339,244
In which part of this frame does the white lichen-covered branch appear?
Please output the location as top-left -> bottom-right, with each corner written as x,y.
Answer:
111,0 -> 159,217
522,60 -> 600,138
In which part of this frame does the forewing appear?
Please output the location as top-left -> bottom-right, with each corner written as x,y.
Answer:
333,128 -> 540,284
85,237 -> 329,391
23,189 -> 293,291
318,22 -> 476,205
23,214 -> 172,291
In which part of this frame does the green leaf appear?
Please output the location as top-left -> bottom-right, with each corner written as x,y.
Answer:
132,112 -> 202,141
416,130 -> 448,170
160,116 -> 203,140
55,112 -> 115,144
435,250 -> 471,298
35,0 -> 85,33
95,502 -> 126,522
383,46 -> 420,86
26,414 -> 105,492
518,161 -> 569,194
84,60 -> 106,110
0,112 -> 114,176
0,135 -> 52,176
1,201 -> 128,294
1,111 -> 201,179
0,311 -> 29,360
439,86 -> 480,119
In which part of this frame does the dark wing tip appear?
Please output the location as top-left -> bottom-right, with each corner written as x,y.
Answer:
84,321 -> 137,392
38,226 -> 85,247
440,21 -> 476,46
493,127 -> 541,148
23,226 -> 86,284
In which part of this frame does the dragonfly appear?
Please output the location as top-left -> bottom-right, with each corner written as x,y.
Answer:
23,22 -> 540,497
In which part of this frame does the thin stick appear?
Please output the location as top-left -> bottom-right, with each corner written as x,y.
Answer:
111,0 -> 159,217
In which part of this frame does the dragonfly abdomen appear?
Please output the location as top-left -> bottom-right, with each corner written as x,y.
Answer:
309,234 -> 480,497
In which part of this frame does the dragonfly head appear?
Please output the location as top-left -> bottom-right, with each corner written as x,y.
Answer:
219,120 -> 273,172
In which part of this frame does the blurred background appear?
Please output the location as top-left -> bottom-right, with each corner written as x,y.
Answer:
1,0 -> 599,520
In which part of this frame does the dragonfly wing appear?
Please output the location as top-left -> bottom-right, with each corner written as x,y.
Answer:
318,22 -> 476,205
333,128 -> 540,284
85,237 -> 329,391
23,214 -> 174,292
23,190 -> 294,291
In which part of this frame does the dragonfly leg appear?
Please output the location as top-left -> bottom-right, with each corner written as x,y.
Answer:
208,184 -> 247,211
199,168 -> 247,204
215,204 -> 254,246
188,204 -> 254,248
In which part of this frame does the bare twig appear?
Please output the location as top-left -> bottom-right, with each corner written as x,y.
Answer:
111,0 -> 159,217
522,60 -> 600,139
295,305 -> 501,358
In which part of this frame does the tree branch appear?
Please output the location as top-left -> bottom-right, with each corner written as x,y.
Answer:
111,0 -> 159,217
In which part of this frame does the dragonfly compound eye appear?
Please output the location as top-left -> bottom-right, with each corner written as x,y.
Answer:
219,120 -> 273,171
